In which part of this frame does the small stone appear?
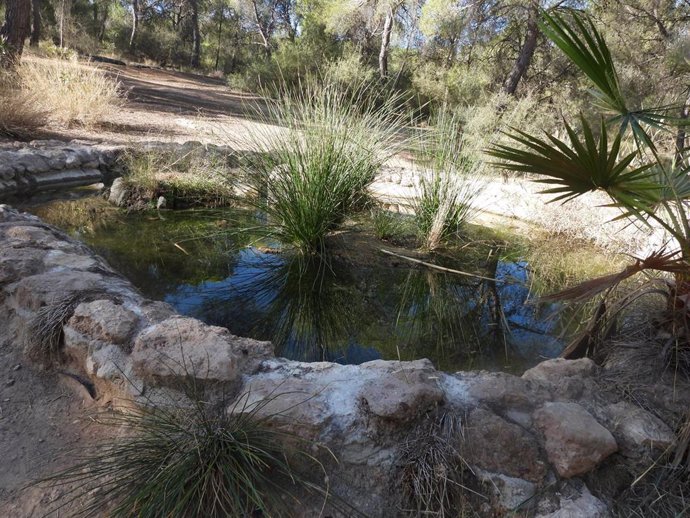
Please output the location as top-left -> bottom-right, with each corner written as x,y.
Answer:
12,364 -> 21,371
534,402 -> 618,478
5,379 -> 15,387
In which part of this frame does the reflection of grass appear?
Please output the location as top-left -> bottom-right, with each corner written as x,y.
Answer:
31,197 -> 120,233
233,254 -> 355,361
395,269 -> 493,369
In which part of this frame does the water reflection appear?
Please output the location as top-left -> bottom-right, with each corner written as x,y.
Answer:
33,204 -> 570,372
164,248 -> 566,371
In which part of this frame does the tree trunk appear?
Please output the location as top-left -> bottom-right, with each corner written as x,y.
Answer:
129,0 -> 139,53
215,7 -> 223,71
189,0 -> 201,68
30,0 -> 41,46
251,0 -> 271,58
98,0 -> 109,43
502,3 -> 539,96
378,8 -> 393,80
1,0 -> 32,66
675,94 -> 690,167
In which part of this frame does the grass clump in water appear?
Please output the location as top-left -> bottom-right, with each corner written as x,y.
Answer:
42,389 -> 334,517
415,111 -> 483,251
242,81 -> 405,252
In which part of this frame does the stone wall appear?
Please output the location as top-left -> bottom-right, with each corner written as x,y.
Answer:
0,140 -> 237,201
0,204 -> 686,517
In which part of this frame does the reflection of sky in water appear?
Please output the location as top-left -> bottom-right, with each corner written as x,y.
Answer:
163,248 -> 565,371
495,261 -> 563,359
46,206 -> 570,371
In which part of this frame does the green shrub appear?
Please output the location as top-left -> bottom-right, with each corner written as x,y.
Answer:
120,148 -> 237,208
241,81 -> 405,252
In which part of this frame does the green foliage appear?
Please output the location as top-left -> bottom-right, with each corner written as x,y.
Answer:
241,81 -> 405,252
41,389 -> 332,517
488,7 -> 690,300
415,111 -> 482,250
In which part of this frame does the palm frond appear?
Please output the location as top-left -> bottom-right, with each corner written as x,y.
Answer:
540,8 -> 685,153
540,8 -> 625,115
487,116 -> 658,209
541,249 -> 686,302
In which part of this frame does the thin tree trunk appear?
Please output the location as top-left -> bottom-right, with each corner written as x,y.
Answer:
30,0 -> 41,46
129,0 -> 138,52
251,0 -> 271,57
379,8 -> 394,80
1,0 -> 32,66
98,0 -> 109,43
675,94 -> 690,167
502,3 -> 539,96
189,0 -> 201,68
215,7 -> 223,71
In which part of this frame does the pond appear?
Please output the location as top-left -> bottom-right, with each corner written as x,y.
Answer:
28,198 -> 612,373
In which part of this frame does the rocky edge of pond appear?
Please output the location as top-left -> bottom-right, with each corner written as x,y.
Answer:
1,203 -> 687,517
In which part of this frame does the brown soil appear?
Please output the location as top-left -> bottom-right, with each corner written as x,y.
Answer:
0,334 -> 103,517
6,58 -> 269,148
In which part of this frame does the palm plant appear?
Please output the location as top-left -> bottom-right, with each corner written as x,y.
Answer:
487,8 -> 690,306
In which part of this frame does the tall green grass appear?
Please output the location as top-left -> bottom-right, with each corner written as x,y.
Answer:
241,81 -> 406,252
415,111 -> 483,250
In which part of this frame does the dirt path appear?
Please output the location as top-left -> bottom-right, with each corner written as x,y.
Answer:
44,62 -> 269,147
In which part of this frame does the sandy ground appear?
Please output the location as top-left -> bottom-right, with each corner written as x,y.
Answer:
0,332 -> 103,517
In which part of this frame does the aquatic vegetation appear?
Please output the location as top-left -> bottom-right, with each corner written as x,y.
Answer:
241,81 -> 405,252
415,110 -> 483,250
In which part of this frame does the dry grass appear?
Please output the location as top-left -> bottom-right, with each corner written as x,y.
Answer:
0,72 -> 47,139
397,413 -> 482,517
19,58 -> 122,128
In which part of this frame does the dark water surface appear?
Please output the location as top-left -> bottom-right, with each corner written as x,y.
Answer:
32,204 -> 575,373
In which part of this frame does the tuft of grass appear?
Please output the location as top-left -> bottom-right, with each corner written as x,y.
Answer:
370,206 -> 406,241
19,58 -> 122,128
120,148 -> 238,208
0,71 -> 47,139
24,295 -> 83,365
41,388 -> 334,517
241,81 -> 406,252
415,111 -> 483,251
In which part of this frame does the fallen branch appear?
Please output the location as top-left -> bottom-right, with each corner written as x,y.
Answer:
380,249 -> 502,283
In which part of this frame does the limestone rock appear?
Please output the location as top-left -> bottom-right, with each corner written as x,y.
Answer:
600,401 -> 675,458
68,299 -> 140,346
108,178 -> 129,207
131,317 -> 272,383
475,469 -> 537,512
464,408 -> 547,482
522,358 -> 597,383
537,485 -> 610,518
534,402 -> 617,478
359,361 -> 443,420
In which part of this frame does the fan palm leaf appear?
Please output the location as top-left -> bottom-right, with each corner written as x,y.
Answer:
540,8 -> 687,153
487,116 -> 658,212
